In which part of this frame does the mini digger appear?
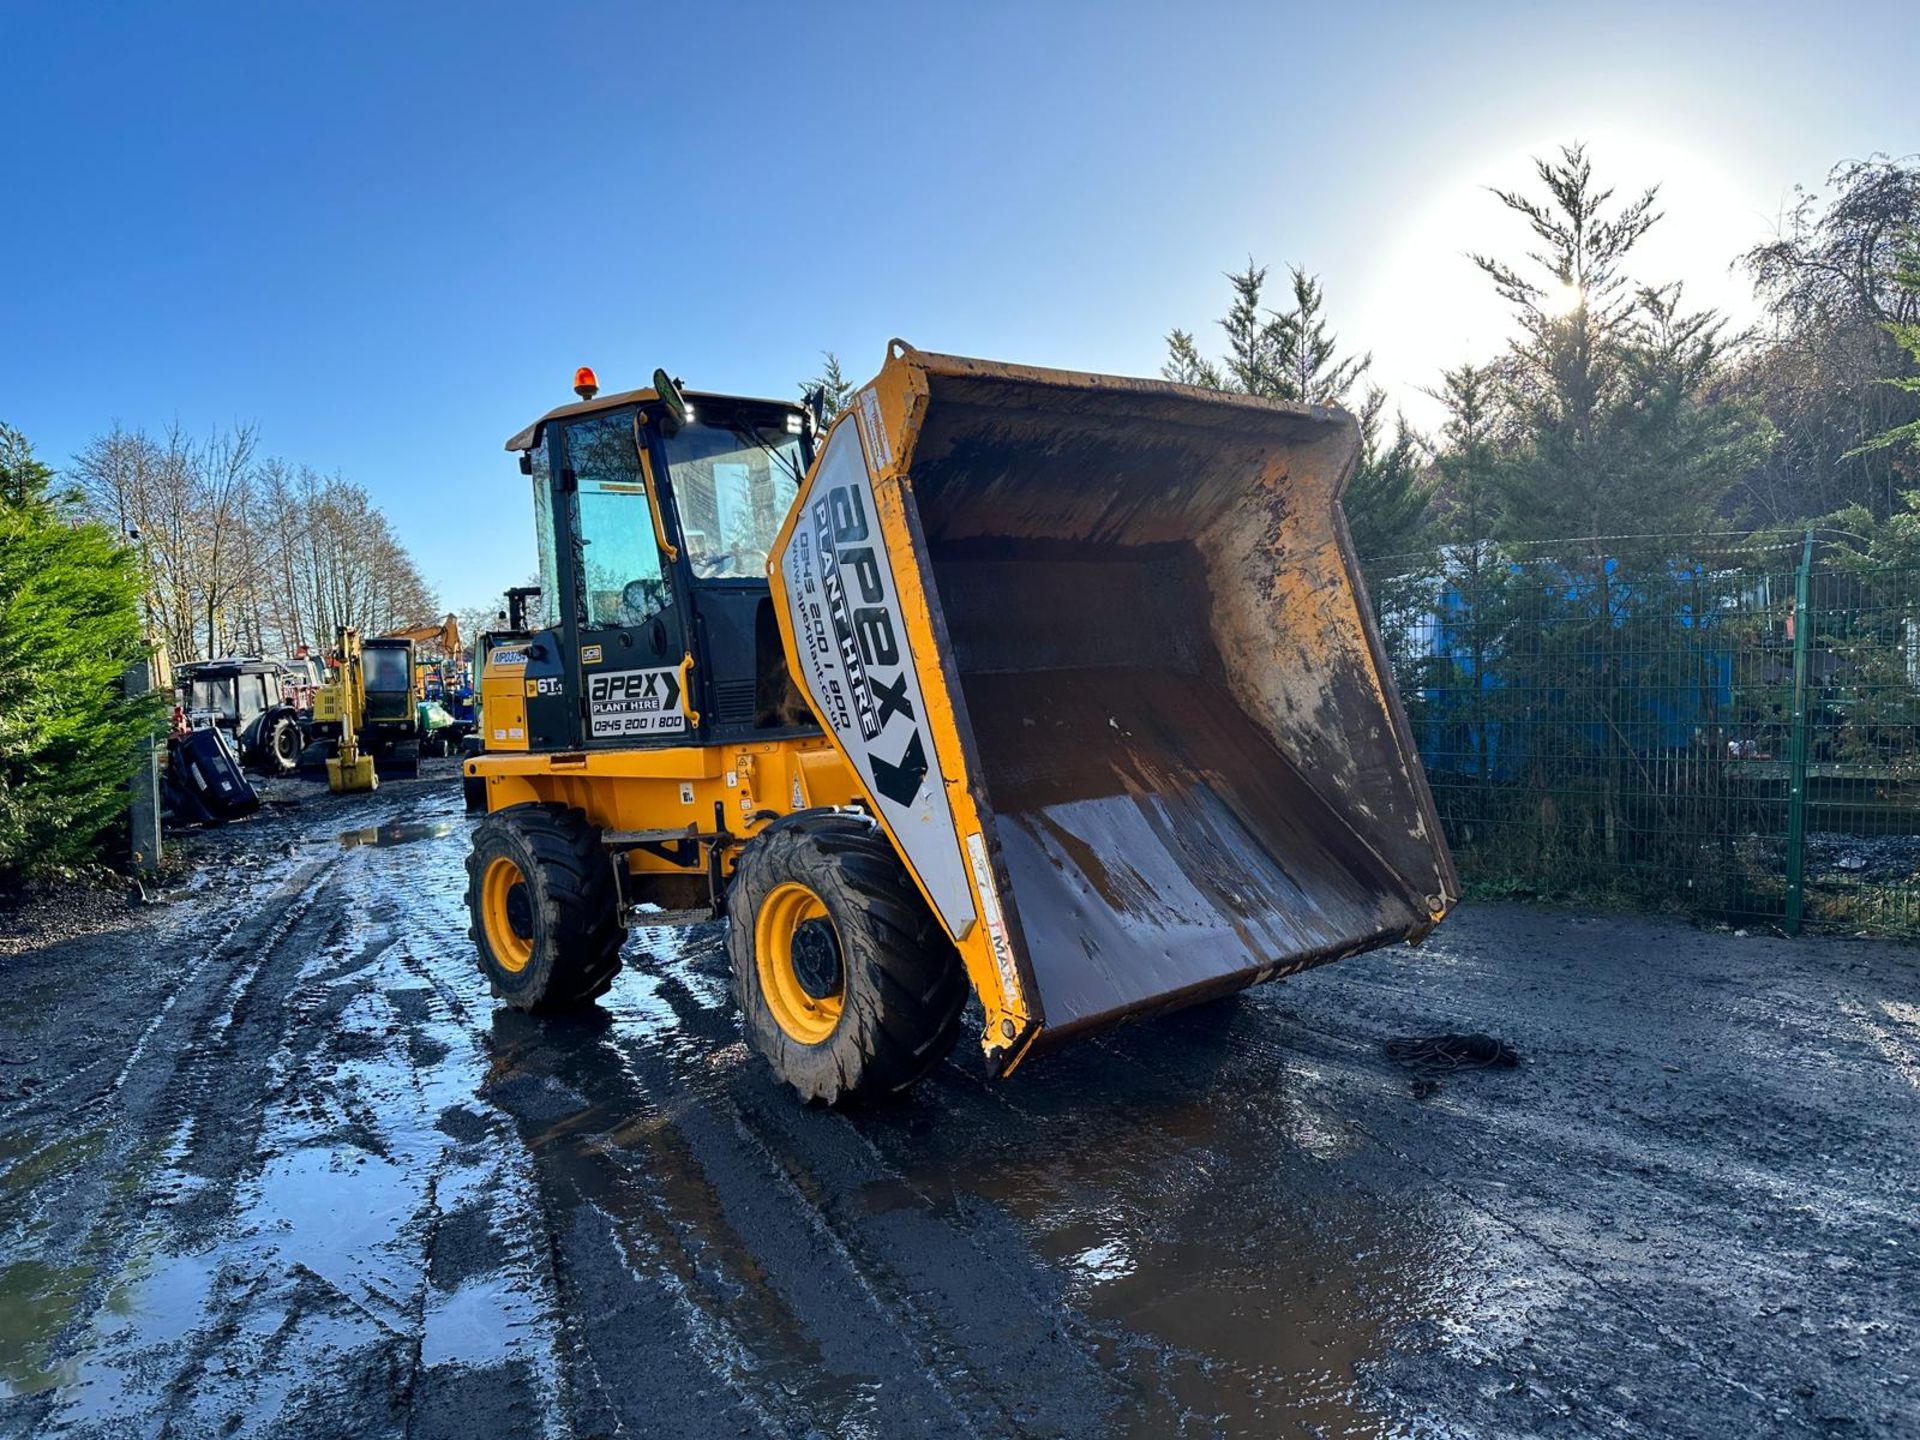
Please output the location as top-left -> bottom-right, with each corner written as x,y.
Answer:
306,630 -> 422,784
463,344 -> 1457,1104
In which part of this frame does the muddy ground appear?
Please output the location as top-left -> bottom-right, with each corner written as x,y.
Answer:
1,764 -> 1917,1438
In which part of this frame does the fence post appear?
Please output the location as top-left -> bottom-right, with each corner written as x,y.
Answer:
125,649 -> 164,879
1784,528 -> 1816,935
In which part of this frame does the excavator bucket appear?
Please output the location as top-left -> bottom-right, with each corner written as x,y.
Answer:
770,344 -> 1456,1072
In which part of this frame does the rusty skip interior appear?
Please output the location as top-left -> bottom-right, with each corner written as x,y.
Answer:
901,363 -> 1455,1043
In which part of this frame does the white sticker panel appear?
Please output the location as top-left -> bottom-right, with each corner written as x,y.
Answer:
588,666 -> 687,738
778,422 -> 977,940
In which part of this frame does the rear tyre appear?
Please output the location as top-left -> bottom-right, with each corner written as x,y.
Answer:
727,812 -> 966,1106
466,803 -> 623,1011
262,714 -> 301,776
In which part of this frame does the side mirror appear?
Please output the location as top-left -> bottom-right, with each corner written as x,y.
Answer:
653,367 -> 689,435
803,384 -> 829,437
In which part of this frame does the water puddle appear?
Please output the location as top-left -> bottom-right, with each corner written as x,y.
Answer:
0,1258 -> 92,1397
337,820 -> 457,850
863,1019 -> 1473,1437
1,1129 -> 106,1195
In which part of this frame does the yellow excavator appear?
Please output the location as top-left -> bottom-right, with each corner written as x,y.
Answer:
463,346 -> 1456,1105
326,626 -> 378,794
307,628 -> 422,782
383,613 -> 463,659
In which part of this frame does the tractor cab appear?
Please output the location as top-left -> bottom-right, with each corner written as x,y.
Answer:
498,370 -> 816,754
176,657 -> 304,775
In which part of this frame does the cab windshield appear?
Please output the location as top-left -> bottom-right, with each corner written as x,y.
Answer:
188,677 -> 237,717
661,417 -> 804,580
363,647 -> 412,694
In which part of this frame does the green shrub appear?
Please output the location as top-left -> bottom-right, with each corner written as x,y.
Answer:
0,424 -> 160,877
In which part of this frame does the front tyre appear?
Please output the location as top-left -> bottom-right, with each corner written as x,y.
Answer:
466,803 -> 623,1011
728,812 -> 966,1106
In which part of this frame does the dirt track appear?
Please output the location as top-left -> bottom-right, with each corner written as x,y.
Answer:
2,766 -> 1918,1438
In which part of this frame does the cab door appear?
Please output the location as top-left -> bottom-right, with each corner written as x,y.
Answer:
556,411 -> 691,747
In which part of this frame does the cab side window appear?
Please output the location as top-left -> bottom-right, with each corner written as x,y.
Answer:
566,413 -> 673,628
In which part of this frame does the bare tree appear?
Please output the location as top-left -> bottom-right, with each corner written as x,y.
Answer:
73,424 -> 440,662
1734,155 -> 1920,521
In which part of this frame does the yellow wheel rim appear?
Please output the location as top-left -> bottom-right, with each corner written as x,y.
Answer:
754,882 -> 845,1044
481,855 -> 535,974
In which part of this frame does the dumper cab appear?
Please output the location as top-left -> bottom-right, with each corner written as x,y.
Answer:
464,346 -> 1456,1108
492,374 -> 817,757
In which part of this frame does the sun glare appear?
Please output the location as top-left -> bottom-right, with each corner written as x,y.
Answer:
1352,121 -> 1774,431
1547,279 -> 1587,315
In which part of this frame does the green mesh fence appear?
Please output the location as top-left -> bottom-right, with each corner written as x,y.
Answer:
1368,532 -> 1920,935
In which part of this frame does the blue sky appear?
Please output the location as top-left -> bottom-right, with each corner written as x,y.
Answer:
2,1 -> 1915,611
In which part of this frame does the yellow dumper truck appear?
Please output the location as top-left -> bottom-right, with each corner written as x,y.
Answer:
464,345 -> 1456,1104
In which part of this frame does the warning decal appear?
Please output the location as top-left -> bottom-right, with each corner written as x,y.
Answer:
588,665 -> 686,739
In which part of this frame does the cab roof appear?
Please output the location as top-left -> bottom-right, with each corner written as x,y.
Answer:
179,656 -> 281,675
505,387 -> 804,453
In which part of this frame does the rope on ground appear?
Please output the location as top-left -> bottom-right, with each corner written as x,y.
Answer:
1384,1032 -> 1519,1098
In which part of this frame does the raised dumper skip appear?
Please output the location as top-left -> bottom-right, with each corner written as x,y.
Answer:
462,343 -> 1457,1105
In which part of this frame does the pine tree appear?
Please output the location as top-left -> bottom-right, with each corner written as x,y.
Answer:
1162,329 -> 1224,390
1163,262 -> 1370,403
1276,268 -> 1370,404
1164,262 -> 1427,558
0,423 -> 60,511
1851,237 -> 1920,460
1426,361 -> 1504,543
1344,389 -> 1432,561
800,351 -> 855,420
1471,143 -> 1767,553
1461,145 -> 1773,869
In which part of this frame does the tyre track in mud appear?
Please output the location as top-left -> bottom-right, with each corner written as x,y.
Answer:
387,854 -> 824,1438
9,776 -> 1920,1439
1,779 -> 566,1438
376,795 -> 1128,1437
457,935 -> 1120,1437
0,835 -> 351,1434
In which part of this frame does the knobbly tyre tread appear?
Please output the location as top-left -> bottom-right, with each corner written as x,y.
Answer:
263,714 -> 301,775
466,802 -> 624,1012
727,811 -> 967,1106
